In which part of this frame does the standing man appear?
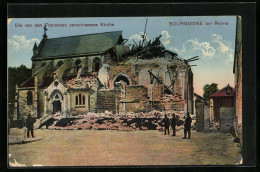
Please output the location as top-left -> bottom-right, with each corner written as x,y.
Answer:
26,114 -> 36,138
183,113 -> 192,139
162,114 -> 170,135
171,113 -> 177,136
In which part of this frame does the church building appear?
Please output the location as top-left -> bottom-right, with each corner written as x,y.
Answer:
16,27 -> 194,119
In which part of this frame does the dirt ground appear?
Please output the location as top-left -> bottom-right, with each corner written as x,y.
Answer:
8,128 -> 242,166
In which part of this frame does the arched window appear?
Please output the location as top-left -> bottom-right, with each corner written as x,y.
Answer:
56,61 -> 64,70
76,95 -> 78,105
93,57 -> 101,72
83,95 -> 85,105
79,94 -> 82,105
27,91 -> 33,105
41,62 -> 46,67
95,61 -> 100,72
74,59 -> 81,73
75,94 -> 86,106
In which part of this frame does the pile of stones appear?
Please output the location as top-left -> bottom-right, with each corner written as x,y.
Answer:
38,111 -> 185,131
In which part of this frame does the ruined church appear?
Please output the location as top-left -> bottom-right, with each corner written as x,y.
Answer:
16,27 -> 194,119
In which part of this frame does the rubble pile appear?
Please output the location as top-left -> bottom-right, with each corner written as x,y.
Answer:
38,111 -> 185,131
209,122 -> 220,131
66,75 -> 97,88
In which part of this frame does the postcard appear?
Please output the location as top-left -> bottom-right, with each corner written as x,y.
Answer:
7,16 -> 243,166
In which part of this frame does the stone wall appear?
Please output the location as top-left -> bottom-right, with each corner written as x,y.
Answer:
162,100 -> 185,111
35,61 -> 53,86
204,105 -> 210,131
89,84 -> 98,113
55,60 -> 70,78
220,107 -> 235,132
124,85 -> 148,113
70,90 -> 89,114
96,89 -> 116,113
32,60 -> 51,74
195,101 -> 204,132
18,89 -> 37,119
109,65 -> 136,87
37,88 -> 45,118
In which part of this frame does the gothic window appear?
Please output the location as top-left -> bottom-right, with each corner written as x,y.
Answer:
75,94 -> 85,106
41,62 -> 46,67
83,95 -> 85,105
95,61 -> 100,72
74,59 -> 81,73
76,96 -> 78,105
93,57 -> 101,72
27,91 -> 33,105
56,61 -> 64,70
79,94 -> 82,105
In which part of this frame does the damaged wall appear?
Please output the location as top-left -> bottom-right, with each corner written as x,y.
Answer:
101,57 -> 194,114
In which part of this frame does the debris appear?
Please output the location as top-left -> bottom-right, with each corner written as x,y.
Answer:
37,112 -> 186,131
209,122 -> 220,131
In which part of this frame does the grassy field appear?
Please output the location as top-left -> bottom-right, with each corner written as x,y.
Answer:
8,128 -> 242,166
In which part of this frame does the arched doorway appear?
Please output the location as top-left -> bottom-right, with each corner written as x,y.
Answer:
53,94 -> 61,114
113,74 -> 130,87
49,90 -> 63,114
53,100 -> 61,114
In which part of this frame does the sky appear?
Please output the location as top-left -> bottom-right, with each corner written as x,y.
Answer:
7,16 -> 237,96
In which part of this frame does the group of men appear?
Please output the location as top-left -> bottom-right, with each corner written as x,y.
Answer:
162,113 -> 192,139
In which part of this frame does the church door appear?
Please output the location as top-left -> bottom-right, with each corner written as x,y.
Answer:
53,100 -> 61,114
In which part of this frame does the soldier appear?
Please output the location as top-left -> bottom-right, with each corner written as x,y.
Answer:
26,114 -> 36,138
171,113 -> 177,136
183,113 -> 192,139
162,114 -> 170,135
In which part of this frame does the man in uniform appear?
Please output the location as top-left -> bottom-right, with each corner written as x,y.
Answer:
183,113 -> 192,139
26,114 -> 36,138
162,114 -> 170,135
171,113 -> 177,136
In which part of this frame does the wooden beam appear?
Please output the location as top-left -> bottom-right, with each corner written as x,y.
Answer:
148,70 -> 182,99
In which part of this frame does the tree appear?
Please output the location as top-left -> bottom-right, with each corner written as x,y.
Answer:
8,65 -> 32,120
203,83 -> 219,102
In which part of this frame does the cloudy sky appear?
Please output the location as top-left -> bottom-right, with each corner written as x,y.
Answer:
7,16 -> 237,96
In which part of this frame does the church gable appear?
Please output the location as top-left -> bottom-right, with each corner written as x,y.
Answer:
44,77 -> 68,98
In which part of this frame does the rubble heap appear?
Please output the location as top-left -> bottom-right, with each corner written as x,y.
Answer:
38,111 -> 186,131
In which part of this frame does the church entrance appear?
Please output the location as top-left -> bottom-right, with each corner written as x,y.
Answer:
53,100 -> 61,114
